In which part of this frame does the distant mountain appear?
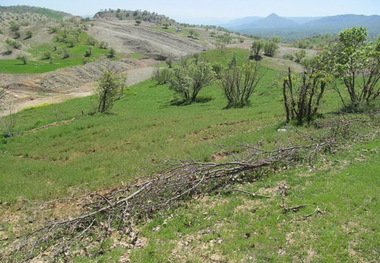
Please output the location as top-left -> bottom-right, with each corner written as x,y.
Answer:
221,16 -> 262,28
286,17 -> 322,24
229,13 -> 299,30
225,13 -> 380,39
249,13 -> 299,29
304,14 -> 380,31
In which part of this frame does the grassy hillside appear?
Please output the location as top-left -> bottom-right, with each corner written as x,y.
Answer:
0,48 -> 379,262
0,5 -> 70,20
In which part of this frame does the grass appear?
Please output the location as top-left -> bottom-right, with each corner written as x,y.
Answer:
130,137 -> 380,262
0,47 -> 379,262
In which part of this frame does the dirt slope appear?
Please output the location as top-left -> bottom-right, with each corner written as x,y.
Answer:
88,19 -> 205,60
0,58 -> 156,116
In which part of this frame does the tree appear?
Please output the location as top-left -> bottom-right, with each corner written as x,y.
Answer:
84,47 -> 92,57
16,55 -> 28,65
320,27 -> 380,111
169,58 -> 214,104
61,48 -> 70,59
152,67 -> 173,85
0,88 -> 5,105
99,41 -> 108,49
188,29 -> 199,39
24,30 -> 33,39
282,67 -> 328,125
294,49 -> 306,63
220,59 -> 264,108
107,48 -> 116,58
264,41 -> 279,57
250,40 -> 265,60
95,68 -> 126,113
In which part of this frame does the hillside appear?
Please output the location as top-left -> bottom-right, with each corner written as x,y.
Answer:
0,5 -> 71,20
0,7 -> 219,116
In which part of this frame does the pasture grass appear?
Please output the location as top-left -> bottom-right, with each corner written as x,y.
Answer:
0,48 -> 379,262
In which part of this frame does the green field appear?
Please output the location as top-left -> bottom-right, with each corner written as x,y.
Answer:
0,48 -> 379,262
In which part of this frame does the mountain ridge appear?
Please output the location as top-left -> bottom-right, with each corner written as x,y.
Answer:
225,13 -> 380,37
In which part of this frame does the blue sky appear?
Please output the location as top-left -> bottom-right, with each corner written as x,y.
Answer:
1,0 -> 379,24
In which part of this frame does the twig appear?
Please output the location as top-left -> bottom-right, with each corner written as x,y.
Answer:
292,206 -> 326,222
224,189 -> 271,198
282,204 -> 307,214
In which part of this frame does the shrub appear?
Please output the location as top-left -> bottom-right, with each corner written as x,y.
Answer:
84,47 -> 92,57
42,51 -> 51,60
294,49 -> 306,63
283,54 -> 294,61
263,41 -> 279,57
107,48 -> 116,58
61,48 -> 70,59
99,41 -> 108,49
152,67 -> 173,85
16,55 -> 28,65
220,60 -> 264,108
282,68 -> 328,125
5,39 -> 21,49
24,30 -> 33,39
169,59 -> 214,104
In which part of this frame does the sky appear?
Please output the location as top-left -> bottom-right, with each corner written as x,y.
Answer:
1,0 -> 379,24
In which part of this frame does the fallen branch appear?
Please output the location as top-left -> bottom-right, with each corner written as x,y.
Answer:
292,206 -> 326,222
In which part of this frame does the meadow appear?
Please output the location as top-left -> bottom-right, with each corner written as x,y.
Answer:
0,48 -> 379,262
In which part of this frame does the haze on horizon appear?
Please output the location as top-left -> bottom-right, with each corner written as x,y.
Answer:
1,0 -> 379,24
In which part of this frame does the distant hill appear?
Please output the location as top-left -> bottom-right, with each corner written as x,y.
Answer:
225,13 -> 380,39
0,5 -> 71,20
303,14 -> 380,33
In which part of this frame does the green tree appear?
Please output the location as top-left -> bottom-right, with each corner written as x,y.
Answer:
320,27 -> 380,111
294,49 -> 306,63
16,55 -> 28,65
107,48 -> 116,58
169,58 -> 214,104
250,40 -> 265,60
95,68 -> 126,113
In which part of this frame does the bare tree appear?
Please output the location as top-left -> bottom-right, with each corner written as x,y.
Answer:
282,68 -> 327,125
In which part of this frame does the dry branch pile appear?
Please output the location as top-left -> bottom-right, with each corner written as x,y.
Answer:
1,120 -> 352,262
